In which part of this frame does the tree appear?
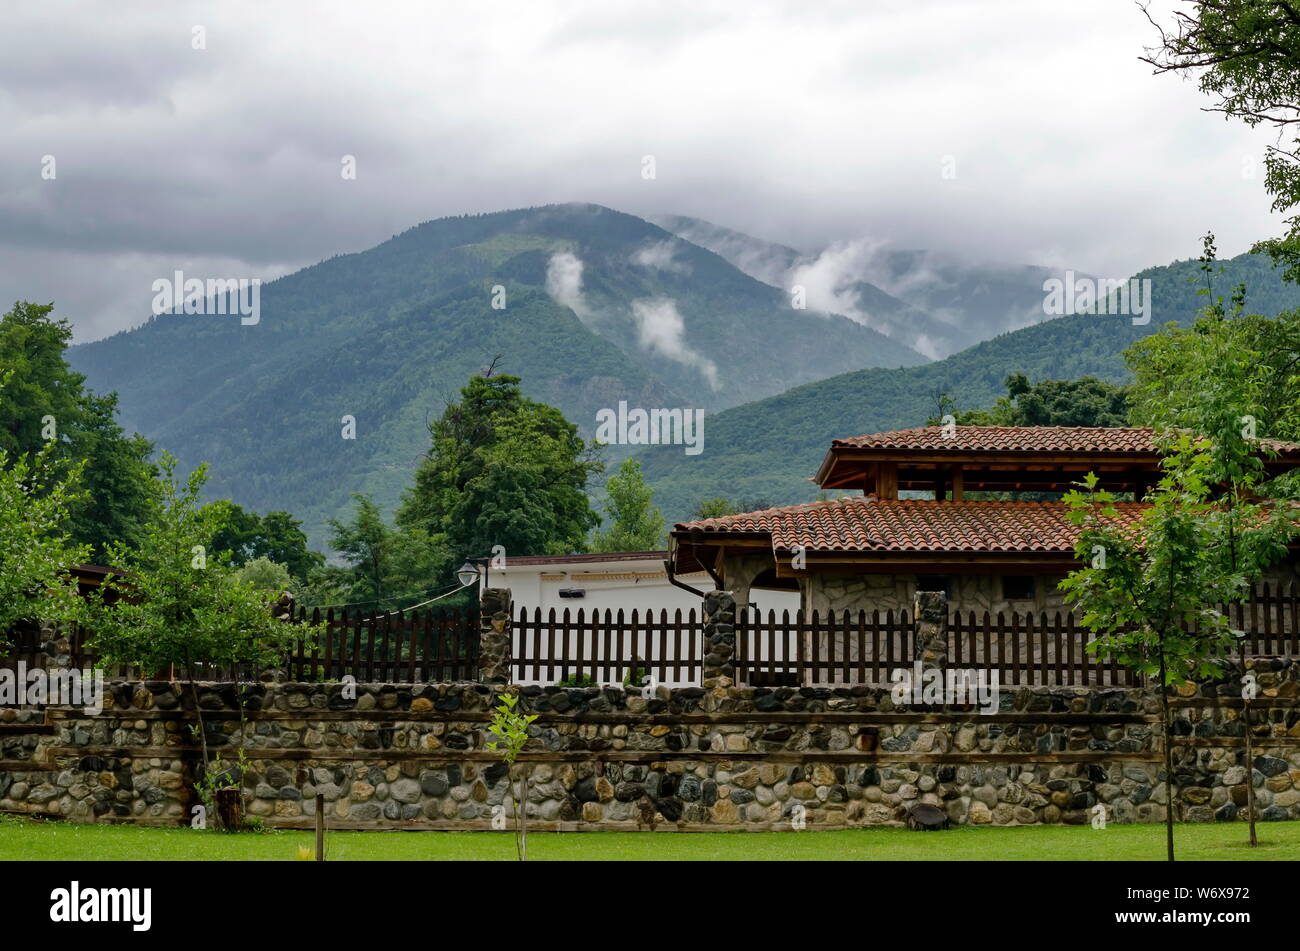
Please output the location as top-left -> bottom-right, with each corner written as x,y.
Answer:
88,453 -> 306,811
485,691 -> 538,861
1124,235 -> 1300,845
398,373 -> 601,561
1127,238 -> 1300,442
231,556 -> 293,596
690,497 -> 736,520
1060,435 -> 1292,861
1143,1 -> 1300,282
688,496 -> 775,520
935,374 -> 1131,427
208,502 -> 325,582
590,458 -> 666,551
328,494 -> 446,610
0,440 -> 90,644
0,302 -> 155,558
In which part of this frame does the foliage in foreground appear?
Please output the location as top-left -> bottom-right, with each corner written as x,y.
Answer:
0,439 -> 89,645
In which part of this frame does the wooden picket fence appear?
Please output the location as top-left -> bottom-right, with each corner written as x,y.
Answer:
946,610 -> 1136,687
282,603 -> 479,682
736,608 -> 912,687
1220,582 -> 1300,657
4,581 -> 1296,688
511,606 -> 703,686
0,623 -> 142,679
733,607 -> 1142,688
734,581 -> 1300,688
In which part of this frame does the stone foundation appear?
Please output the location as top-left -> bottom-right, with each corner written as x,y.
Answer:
2,658 -> 1297,830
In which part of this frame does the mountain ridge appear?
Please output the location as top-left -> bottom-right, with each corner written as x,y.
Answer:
67,203 -> 926,547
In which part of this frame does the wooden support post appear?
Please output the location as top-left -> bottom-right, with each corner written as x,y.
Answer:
877,462 -> 898,500
315,793 -> 326,861
950,466 -> 964,502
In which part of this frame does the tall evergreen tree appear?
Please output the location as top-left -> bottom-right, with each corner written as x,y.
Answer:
328,494 -> 445,610
398,373 -> 602,561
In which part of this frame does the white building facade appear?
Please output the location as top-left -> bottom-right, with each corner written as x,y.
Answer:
494,551 -> 798,616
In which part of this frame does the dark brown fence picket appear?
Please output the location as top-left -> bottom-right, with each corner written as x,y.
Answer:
261,602 -> 478,683
8,582 -> 1298,686
510,606 -> 702,685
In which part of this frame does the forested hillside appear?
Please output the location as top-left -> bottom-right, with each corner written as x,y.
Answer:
68,204 -> 923,546
638,252 -> 1300,522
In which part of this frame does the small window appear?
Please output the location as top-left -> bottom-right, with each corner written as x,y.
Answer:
1002,576 -> 1035,601
916,576 -> 951,597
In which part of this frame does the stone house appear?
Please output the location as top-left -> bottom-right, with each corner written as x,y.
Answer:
668,425 -> 1300,620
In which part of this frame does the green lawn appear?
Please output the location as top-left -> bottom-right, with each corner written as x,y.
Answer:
1,816 -> 1298,860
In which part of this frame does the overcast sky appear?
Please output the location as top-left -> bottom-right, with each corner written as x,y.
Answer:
0,0 -> 1284,342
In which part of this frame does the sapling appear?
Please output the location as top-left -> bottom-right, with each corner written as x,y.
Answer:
1061,436 -> 1283,861
485,690 -> 538,861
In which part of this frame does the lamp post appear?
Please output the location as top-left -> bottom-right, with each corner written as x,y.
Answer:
457,556 -> 490,591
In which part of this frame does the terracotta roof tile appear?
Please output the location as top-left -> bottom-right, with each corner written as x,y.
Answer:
832,426 -> 1160,453
674,497 -> 1147,555
830,425 -> 1300,455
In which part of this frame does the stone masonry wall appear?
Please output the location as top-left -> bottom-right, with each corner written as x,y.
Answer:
1,657 -> 1297,830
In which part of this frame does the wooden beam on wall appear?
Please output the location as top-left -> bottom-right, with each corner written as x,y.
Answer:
877,462 -> 898,500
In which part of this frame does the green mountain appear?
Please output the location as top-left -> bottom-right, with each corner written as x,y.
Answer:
638,252 -> 1300,522
652,214 -> 1084,359
68,203 -> 925,547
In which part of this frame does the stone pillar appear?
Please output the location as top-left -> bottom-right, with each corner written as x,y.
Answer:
36,622 -> 74,671
913,590 -> 947,674
477,588 -> 513,684
702,590 -> 737,688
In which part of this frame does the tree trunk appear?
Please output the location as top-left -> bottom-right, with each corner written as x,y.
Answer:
215,787 -> 243,830
1240,648 -> 1259,846
517,768 -> 530,862
185,668 -> 214,822
1158,649 -> 1175,862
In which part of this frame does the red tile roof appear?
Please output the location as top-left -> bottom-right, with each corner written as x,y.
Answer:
830,425 -> 1300,454
674,497 -> 1147,555
503,551 -> 668,566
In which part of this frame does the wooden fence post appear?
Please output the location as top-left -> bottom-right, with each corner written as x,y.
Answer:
315,792 -> 325,861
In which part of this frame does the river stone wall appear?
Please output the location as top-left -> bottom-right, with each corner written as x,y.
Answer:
0,658 -> 1296,830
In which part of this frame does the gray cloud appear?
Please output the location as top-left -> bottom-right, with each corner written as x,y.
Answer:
631,297 -> 719,390
545,251 -> 592,321
0,0 -> 1284,343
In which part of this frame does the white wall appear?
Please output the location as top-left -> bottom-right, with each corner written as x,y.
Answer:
494,557 -> 798,687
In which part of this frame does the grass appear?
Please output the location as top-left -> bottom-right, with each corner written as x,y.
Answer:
1,815 -> 1298,861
